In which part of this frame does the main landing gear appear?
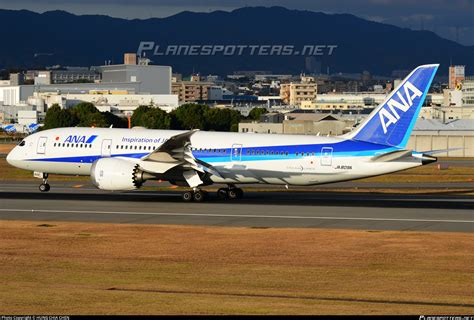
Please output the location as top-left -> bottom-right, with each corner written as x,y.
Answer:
182,186 -> 244,202
182,189 -> 209,202
217,186 -> 243,200
38,173 -> 50,192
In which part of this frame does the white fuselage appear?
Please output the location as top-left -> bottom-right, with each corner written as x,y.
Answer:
7,127 -> 423,187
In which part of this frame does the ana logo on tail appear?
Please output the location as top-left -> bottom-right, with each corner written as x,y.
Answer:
379,81 -> 422,134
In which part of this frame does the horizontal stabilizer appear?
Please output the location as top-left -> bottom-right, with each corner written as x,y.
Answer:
371,149 -> 412,162
420,148 -> 464,155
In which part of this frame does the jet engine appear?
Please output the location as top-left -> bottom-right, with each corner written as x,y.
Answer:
90,158 -> 153,191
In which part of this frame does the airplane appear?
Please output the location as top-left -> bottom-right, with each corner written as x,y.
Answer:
2,124 -> 17,133
7,64 -> 439,202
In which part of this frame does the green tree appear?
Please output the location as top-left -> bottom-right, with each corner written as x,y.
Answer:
103,112 -> 128,128
171,104 -> 209,130
42,104 -> 62,129
248,107 -> 268,121
80,112 -> 108,127
71,102 -> 99,122
130,105 -> 152,127
42,104 -> 77,129
142,108 -> 172,129
204,108 -> 241,131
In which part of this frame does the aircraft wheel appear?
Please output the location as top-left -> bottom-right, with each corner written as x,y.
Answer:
39,183 -> 50,192
217,188 -> 229,199
228,189 -> 239,200
193,191 -> 205,202
182,191 -> 194,202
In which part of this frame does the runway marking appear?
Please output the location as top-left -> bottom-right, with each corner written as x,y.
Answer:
0,208 -> 472,224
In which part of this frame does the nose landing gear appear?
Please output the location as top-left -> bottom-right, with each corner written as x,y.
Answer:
36,172 -> 50,192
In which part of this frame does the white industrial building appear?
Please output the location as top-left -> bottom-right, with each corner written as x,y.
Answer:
0,62 -> 178,122
408,119 -> 474,157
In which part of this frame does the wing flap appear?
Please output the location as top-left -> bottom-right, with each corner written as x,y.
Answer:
137,129 -> 222,180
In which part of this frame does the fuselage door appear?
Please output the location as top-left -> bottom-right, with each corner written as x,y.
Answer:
231,144 -> 243,162
101,139 -> 112,157
36,136 -> 47,154
320,147 -> 333,166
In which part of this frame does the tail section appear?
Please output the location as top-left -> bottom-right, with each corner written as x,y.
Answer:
348,64 -> 439,148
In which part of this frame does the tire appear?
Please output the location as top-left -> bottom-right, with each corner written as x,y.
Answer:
182,191 -> 193,202
39,183 -> 50,192
217,188 -> 229,199
193,191 -> 205,202
228,189 -> 239,199
235,188 -> 243,199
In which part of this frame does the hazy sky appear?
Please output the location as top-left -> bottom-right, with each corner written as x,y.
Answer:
0,0 -> 472,45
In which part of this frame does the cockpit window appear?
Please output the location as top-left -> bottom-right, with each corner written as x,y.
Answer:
18,140 -> 26,147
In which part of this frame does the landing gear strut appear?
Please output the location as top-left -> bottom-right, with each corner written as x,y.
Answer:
38,173 -> 50,192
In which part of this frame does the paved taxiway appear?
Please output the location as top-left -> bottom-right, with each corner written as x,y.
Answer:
0,182 -> 472,232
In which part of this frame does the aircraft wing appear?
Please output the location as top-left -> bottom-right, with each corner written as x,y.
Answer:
137,129 -> 221,184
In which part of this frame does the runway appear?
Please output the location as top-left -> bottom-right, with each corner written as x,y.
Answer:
0,182 -> 473,232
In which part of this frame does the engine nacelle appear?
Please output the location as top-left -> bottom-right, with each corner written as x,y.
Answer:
90,158 -> 148,191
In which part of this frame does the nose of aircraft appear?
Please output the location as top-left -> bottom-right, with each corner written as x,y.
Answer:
6,147 -> 16,166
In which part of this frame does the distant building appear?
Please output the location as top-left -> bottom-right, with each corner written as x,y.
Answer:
17,110 -> 38,126
0,85 -> 35,106
461,77 -> 474,107
51,69 -> 101,84
208,86 -> 234,100
124,53 -> 137,65
101,64 -> 172,95
35,71 -> 51,85
280,76 -> 317,106
408,119 -> 474,157
9,73 -> 24,86
239,112 -> 351,136
172,81 -> 213,103
449,65 -> 465,90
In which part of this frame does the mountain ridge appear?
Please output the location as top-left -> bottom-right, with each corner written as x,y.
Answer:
0,7 -> 471,75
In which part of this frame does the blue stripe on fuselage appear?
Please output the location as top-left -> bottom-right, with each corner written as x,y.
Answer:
25,140 -> 397,164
